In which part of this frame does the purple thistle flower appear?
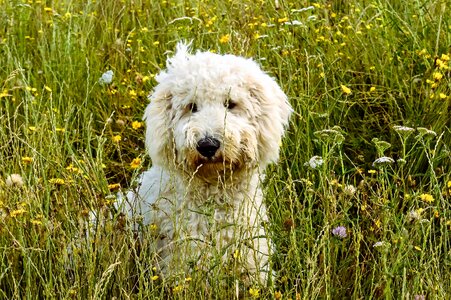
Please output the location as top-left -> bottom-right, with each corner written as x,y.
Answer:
332,226 -> 347,238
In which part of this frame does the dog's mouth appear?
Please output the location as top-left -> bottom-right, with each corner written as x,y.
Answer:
183,153 -> 244,180
194,155 -> 239,170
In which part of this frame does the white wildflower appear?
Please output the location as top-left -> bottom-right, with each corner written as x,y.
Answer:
372,156 -> 395,167
393,125 -> 415,133
343,185 -> 357,196
373,241 -> 390,248
291,6 -> 315,13
99,70 -> 114,85
393,125 -> 415,140
304,156 -> 324,169
5,174 -> 24,187
284,20 -> 303,26
407,209 -> 421,221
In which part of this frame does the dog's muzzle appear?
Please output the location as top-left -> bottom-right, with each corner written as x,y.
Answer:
196,137 -> 220,158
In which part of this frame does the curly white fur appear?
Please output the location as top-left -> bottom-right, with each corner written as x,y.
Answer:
121,43 -> 292,283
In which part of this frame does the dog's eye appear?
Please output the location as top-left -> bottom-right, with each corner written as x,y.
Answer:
224,101 -> 237,110
188,103 -> 198,113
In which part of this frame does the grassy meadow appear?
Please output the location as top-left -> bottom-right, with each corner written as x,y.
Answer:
1,0 -> 450,298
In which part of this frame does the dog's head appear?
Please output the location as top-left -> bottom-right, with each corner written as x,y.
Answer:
144,43 -> 292,181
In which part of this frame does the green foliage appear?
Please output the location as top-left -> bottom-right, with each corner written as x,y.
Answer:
0,0 -> 450,298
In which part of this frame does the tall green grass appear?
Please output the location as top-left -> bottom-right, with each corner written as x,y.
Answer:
1,0 -> 450,298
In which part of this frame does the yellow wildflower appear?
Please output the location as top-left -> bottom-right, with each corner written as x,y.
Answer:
44,85 -> 52,92
149,223 -> 158,231
370,86 -> 376,92
433,72 -> 443,81
172,285 -> 184,293
49,178 -> 65,185
368,169 -> 377,174
417,49 -> 428,56
447,180 -> 451,188
129,89 -> 137,98
436,59 -> 449,70
31,219 -> 43,226
112,135 -> 122,143
330,179 -> 341,187
439,93 -> 447,99
278,17 -> 289,23
131,121 -> 143,130
10,208 -> 27,218
341,85 -> 352,95
130,157 -> 142,169
374,219 -> 381,229
219,34 -> 230,44
249,287 -> 260,298
0,89 -> 10,98
22,157 -> 33,164
274,291 -> 283,300
441,53 -> 450,61
66,164 -> 83,174
151,275 -> 159,281
108,183 -> 121,190
419,193 -> 434,203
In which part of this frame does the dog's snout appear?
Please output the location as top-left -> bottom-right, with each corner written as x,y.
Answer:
196,137 -> 220,158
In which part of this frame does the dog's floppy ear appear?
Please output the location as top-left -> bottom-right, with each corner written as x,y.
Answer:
249,73 -> 292,167
143,43 -> 192,166
143,85 -> 173,167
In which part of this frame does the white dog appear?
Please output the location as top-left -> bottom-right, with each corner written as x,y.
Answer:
121,43 -> 291,284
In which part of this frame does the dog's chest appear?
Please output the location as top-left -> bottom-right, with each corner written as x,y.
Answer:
179,184 -> 256,238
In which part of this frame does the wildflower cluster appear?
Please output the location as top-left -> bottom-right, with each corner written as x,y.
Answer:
424,53 -> 450,100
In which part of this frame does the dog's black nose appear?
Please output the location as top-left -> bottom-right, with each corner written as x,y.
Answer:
196,137 -> 220,158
